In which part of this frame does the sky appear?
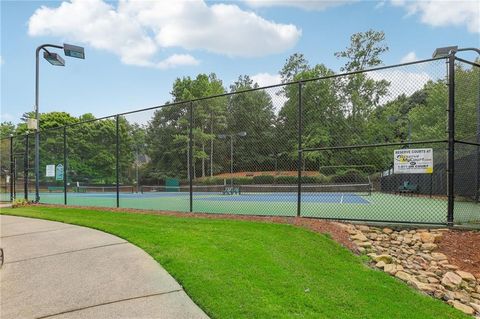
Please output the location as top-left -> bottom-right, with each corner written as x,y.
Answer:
1,0 -> 479,125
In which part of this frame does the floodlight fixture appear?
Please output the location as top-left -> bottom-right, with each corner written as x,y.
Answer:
432,46 -> 458,58
34,42 -> 86,203
63,43 -> 85,59
237,131 -> 247,137
43,51 -> 65,66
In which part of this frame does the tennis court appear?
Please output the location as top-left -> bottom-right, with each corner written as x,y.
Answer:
9,183 -> 478,225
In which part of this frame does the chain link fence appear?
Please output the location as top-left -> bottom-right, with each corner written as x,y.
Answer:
2,57 -> 479,226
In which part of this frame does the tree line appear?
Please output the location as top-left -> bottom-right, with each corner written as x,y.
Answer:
1,30 -> 478,186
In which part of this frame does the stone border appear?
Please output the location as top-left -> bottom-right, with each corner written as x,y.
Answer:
346,225 -> 480,317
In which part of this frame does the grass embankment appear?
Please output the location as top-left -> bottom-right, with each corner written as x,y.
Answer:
1,206 -> 468,319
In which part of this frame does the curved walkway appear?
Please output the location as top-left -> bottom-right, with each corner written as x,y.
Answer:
0,215 -> 208,319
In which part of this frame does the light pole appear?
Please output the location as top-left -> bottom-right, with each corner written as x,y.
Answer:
134,143 -> 147,193
431,46 -> 480,225
218,131 -> 247,187
269,152 -> 285,175
34,43 -> 85,202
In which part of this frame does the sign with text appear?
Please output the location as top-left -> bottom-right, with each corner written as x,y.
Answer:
394,149 -> 433,174
46,165 -> 55,177
56,164 -> 64,181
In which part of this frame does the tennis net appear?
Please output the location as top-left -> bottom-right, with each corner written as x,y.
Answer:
140,185 -> 228,194
242,183 -> 372,196
140,183 -> 371,196
74,185 -> 134,193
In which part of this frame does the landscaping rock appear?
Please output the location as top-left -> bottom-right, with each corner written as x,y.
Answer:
409,280 -> 435,293
348,224 -> 479,315
470,302 -> 480,314
396,271 -> 412,282
441,272 -> 463,290
373,254 -> 393,264
421,243 -> 437,251
419,232 -> 436,243
448,300 -> 475,315
382,228 -> 393,234
375,261 -> 386,269
456,270 -> 477,283
351,233 -> 368,242
431,252 -> 448,261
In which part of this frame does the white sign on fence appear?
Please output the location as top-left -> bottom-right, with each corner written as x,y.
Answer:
394,148 -> 433,174
46,165 -> 55,177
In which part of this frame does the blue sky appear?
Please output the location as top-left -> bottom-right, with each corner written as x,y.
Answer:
1,0 -> 479,125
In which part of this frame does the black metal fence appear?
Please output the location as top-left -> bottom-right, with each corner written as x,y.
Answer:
1,56 -> 479,226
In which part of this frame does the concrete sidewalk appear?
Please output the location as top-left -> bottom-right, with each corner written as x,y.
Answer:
0,215 -> 209,319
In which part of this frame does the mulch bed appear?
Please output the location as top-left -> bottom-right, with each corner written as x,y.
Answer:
436,229 -> 480,278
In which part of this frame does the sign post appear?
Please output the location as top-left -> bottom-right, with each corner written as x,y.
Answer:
45,165 -> 55,177
56,164 -> 64,181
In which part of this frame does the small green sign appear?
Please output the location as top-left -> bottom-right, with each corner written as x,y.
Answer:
56,164 -> 64,181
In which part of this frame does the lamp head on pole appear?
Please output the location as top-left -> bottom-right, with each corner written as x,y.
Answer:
63,43 -> 85,59
43,51 -> 65,66
237,131 -> 247,137
432,46 -> 458,59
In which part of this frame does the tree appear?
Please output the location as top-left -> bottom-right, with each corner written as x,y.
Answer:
226,75 -> 276,172
280,53 -> 309,83
0,122 -> 15,139
145,73 -> 227,180
334,30 -> 390,140
335,30 -> 388,72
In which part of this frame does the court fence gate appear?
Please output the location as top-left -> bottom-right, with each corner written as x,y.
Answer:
1,55 -> 479,227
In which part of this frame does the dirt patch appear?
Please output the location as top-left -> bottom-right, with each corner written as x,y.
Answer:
29,203 -> 355,250
436,229 -> 480,278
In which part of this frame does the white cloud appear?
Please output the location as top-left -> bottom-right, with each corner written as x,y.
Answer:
391,0 -> 479,33
156,54 -> 200,70
251,72 -> 281,87
244,0 -> 354,11
251,72 -> 287,113
400,51 -> 417,63
28,0 -> 301,68
368,69 -> 432,103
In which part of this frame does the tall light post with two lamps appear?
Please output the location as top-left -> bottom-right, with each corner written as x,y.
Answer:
218,131 -> 247,188
33,43 -> 85,202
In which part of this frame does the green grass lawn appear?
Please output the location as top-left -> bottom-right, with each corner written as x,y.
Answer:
1,206 -> 469,319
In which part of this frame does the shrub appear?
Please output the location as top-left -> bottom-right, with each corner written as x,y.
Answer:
233,177 -> 253,185
275,176 -> 297,184
253,175 -> 275,184
12,198 -> 29,208
330,169 -> 368,184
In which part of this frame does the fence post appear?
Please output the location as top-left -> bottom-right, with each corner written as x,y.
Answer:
297,81 -> 303,217
189,102 -> 194,213
476,63 -> 480,203
447,54 -> 455,226
24,134 -> 29,201
116,115 -> 120,208
10,136 -> 14,201
64,126 -> 67,205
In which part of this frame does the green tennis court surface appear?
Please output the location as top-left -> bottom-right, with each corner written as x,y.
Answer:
4,190 -> 479,225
